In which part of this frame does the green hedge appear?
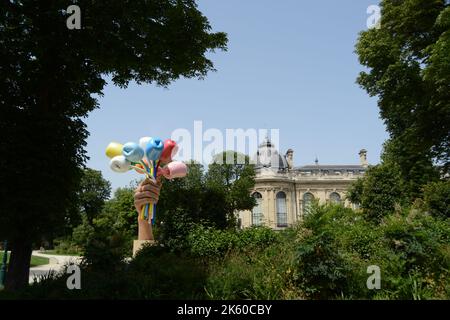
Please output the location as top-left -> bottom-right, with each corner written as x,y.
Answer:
187,225 -> 278,259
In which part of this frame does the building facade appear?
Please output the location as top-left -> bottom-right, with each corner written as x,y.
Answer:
238,138 -> 368,229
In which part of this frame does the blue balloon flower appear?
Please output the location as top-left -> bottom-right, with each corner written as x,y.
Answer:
122,142 -> 144,163
145,137 -> 164,161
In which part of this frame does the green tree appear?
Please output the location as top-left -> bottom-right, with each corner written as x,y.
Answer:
205,151 -> 257,228
356,0 -> 450,182
348,163 -> 407,223
51,168 -> 111,253
0,1 -> 227,291
77,168 -> 111,225
95,186 -> 139,240
157,162 -> 205,225
421,180 -> 450,218
347,142 -> 410,222
72,215 -> 95,250
156,153 -> 256,247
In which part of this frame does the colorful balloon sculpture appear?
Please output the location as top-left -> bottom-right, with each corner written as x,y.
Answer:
106,137 -> 187,224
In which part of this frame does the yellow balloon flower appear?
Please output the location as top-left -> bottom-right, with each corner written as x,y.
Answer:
105,142 -> 124,159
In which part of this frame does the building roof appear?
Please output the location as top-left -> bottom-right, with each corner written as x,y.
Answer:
254,138 -> 367,173
254,137 -> 288,170
295,164 -> 366,171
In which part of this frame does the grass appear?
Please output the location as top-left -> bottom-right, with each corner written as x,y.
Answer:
0,252 -> 50,268
30,256 -> 50,267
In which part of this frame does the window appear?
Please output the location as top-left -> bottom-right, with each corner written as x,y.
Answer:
303,192 -> 314,215
330,192 -> 341,204
252,192 -> 263,226
276,192 -> 288,227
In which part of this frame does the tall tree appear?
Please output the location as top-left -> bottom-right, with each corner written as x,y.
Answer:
77,168 -> 112,225
45,168 -> 112,247
356,0 -> 450,187
157,153 -> 256,245
205,151 -> 257,228
0,1 -> 227,290
95,185 -> 138,240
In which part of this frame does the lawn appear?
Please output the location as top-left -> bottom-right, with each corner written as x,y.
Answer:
0,252 -> 50,268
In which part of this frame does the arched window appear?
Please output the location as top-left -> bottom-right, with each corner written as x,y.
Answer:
252,192 -> 263,226
276,191 -> 288,228
329,192 -> 341,204
303,192 -> 314,215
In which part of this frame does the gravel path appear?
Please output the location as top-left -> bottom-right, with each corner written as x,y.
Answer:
29,251 -> 82,284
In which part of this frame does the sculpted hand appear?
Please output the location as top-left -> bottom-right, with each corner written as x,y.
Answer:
134,177 -> 162,216
134,177 -> 162,241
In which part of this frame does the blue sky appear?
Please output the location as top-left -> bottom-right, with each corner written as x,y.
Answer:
85,0 -> 387,191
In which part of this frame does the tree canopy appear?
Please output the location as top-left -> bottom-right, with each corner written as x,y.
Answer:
0,0 -> 227,290
77,168 -> 111,224
156,152 -> 256,248
356,0 -> 450,178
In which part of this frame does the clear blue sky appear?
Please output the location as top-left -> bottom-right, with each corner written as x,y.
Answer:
85,0 -> 387,191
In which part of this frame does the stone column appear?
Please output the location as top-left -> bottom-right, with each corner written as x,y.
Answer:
297,188 -> 303,221
266,188 -> 273,228
290,188 -> 296,225
274,189 -> 278,228
263,188 -> 269,226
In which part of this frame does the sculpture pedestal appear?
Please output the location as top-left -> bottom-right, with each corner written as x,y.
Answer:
133,239 -> 156,256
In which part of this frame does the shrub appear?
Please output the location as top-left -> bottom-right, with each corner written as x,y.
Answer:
3,244 -> 207,300
155,208 -> 197,252
127,245 -> 207,299
4,205 -> 449,300
294,204 -> 371,299
377,209 -> 450,299
52,238 -> 82,255
421,180 -> 450,218
81,230 -> 131,273
293,203 -> 450,299
186,225 -> 279,259
205,229 -> 300,300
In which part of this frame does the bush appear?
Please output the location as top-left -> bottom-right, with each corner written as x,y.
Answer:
294,205 -> 372,299
293,203 -> 450,299
205,229 -> 301,300
421,180 -> 450,218
155,208 -> 197,252
377,209 -> 450,299
186,225 -> 279,259
4,204 -> 449,300
81,230 -> 131,273
127,245 -> 207,299
3,244 -> 207,300
52,238 -> 82,255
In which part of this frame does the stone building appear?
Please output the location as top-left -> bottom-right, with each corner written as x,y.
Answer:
238,138 -> 368,229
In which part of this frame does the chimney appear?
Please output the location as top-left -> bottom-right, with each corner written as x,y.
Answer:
359,149 -> 368,167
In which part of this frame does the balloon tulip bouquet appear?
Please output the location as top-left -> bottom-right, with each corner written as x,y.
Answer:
106,137 -> 187,224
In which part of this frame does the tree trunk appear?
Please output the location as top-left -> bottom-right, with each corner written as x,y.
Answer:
5,241 -> 32,291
